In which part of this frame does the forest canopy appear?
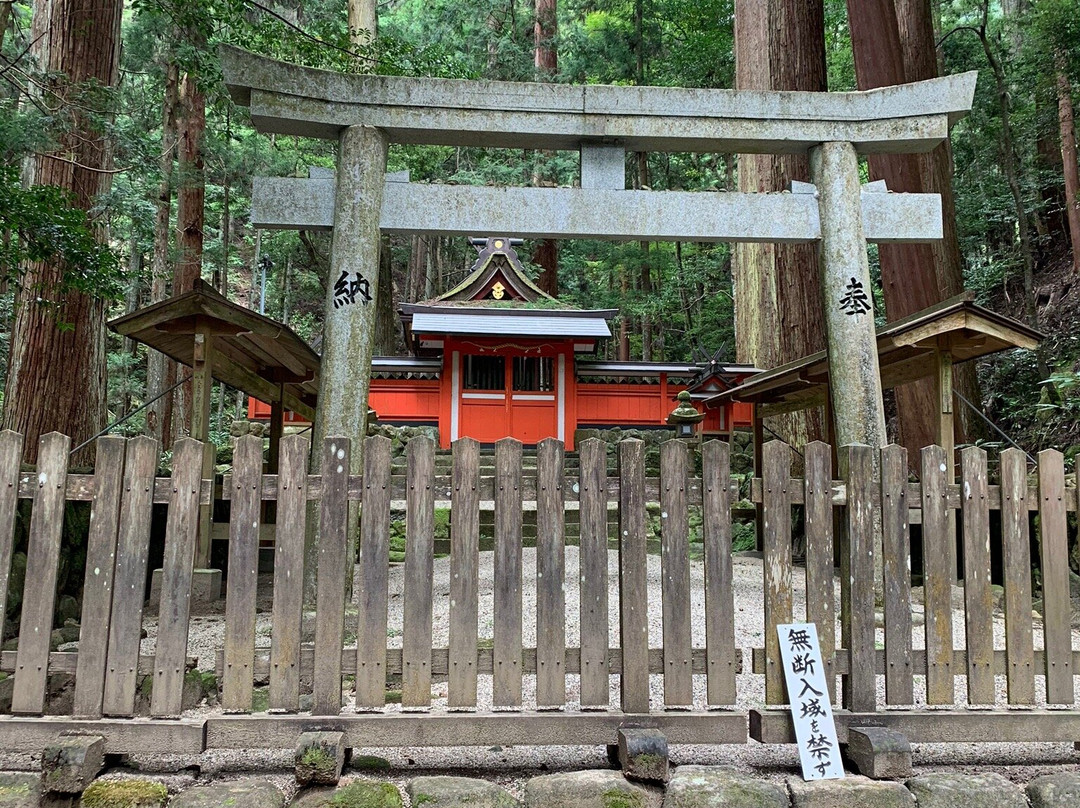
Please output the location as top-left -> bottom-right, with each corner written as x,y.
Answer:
0,0 -> 1078,460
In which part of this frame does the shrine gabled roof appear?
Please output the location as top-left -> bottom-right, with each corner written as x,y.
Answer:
436,236 -> 558,305
405,305 -> 616,339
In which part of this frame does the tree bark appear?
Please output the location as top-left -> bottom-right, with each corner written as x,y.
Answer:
0,1 -> 11,50
145,59 -> 179,449
894,0 -> 981,449
1058,56 -> 1080,275
348,0 -> 398,355
174,72 -> 205,296
849,0 -> 965,455
172,67 -> 206,438
348,0 -> 376,44
733,0 -> 827,448
532,0 -> 559,296
3,0 -> 123,466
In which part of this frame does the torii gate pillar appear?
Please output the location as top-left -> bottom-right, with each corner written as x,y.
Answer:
810,141 -> 887,451
306,124 -> 388,599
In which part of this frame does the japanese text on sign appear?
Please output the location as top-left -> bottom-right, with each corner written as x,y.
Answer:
778,623 -> 844,780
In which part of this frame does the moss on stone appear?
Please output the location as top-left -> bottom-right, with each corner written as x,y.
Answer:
412,795 -> 434,806
327,781 -> 402,808
349,755 -> 391,771
80,779 -> 168,808
300,743 -> 336,777
600,788 -> 643,808
0,781 -> 31,800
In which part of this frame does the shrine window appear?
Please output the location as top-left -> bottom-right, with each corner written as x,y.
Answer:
463,355 -> 505,390
513,356 -> 554,392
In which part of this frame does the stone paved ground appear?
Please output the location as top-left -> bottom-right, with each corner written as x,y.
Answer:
4,768 -> 1080,808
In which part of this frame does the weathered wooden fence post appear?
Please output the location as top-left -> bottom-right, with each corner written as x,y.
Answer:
618,439 -> 649,713
761,440 -> 792,706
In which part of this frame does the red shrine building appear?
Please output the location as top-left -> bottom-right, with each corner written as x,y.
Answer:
251,237 -> 756,448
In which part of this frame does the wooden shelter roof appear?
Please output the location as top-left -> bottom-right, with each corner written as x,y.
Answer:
109,280 -> 319,420
706,294 -> 1041,418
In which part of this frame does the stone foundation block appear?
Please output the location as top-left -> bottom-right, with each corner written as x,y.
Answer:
789,775 -> 914,808
292,782 -> 401,808
79,778 -> 168,807
169,778 -> 284,808
41,735 -> 104,794
0,772 -> 41,807
617,728 -> 669,783
907,773 -> 1027,808
1027,773 -> 1080,808
524,770 -> 658,808
295,731 -> 346,786
148,568 -> 221,607
407,776 -> 519,807
665,766 -> 787,808
846,726 -> 912,779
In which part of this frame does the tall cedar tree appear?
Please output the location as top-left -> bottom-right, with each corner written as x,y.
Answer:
532,0 -> 559,297
3,0 -> 124,465
733,0 -> 828,448
847,0 -> 975,457
350,0 -> 403,355
1056,55 -> 1080,274
145,58 -> 180,448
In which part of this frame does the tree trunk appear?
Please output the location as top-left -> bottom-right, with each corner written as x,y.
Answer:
348,0 -> 399,355
348,0 -> 376,45
895,0 -> 981,448
0,0 -> 11,50
849,0 -> 970,455
982,28 -> 1039,334
374,235 -> 399,354
218,109 -> 231,294
175,72 -> 205,296
173,68 -> 206,438
532,0 -> 559,296
3,0 -> 123,466
1058,56 -> 1080,275
146,60 -> 179,448
121,237 -> 142,422
733,0 -> 827,448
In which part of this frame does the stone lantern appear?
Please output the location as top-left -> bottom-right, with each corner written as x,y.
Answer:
666,390 -> 705,441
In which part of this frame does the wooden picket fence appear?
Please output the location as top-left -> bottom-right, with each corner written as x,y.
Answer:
0,429 -> 1077,756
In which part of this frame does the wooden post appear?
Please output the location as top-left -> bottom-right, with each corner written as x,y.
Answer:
936,342 -> 957,581
268,381 -> 285,474
192,327 -> 215,569
306,124 -> 388,604
752,412 -> 764,552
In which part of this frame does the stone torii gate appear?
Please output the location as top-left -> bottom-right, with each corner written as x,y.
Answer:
222,43 -> 974,507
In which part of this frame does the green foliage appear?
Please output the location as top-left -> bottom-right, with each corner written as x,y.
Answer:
0,166 -> 122,304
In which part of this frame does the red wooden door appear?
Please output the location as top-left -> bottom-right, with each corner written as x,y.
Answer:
455,350 -> 562,445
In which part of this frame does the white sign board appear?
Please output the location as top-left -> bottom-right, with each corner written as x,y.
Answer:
777,622 -> 845,780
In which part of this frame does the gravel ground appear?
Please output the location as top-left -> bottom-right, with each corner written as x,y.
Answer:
5,549 -> 1080,790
